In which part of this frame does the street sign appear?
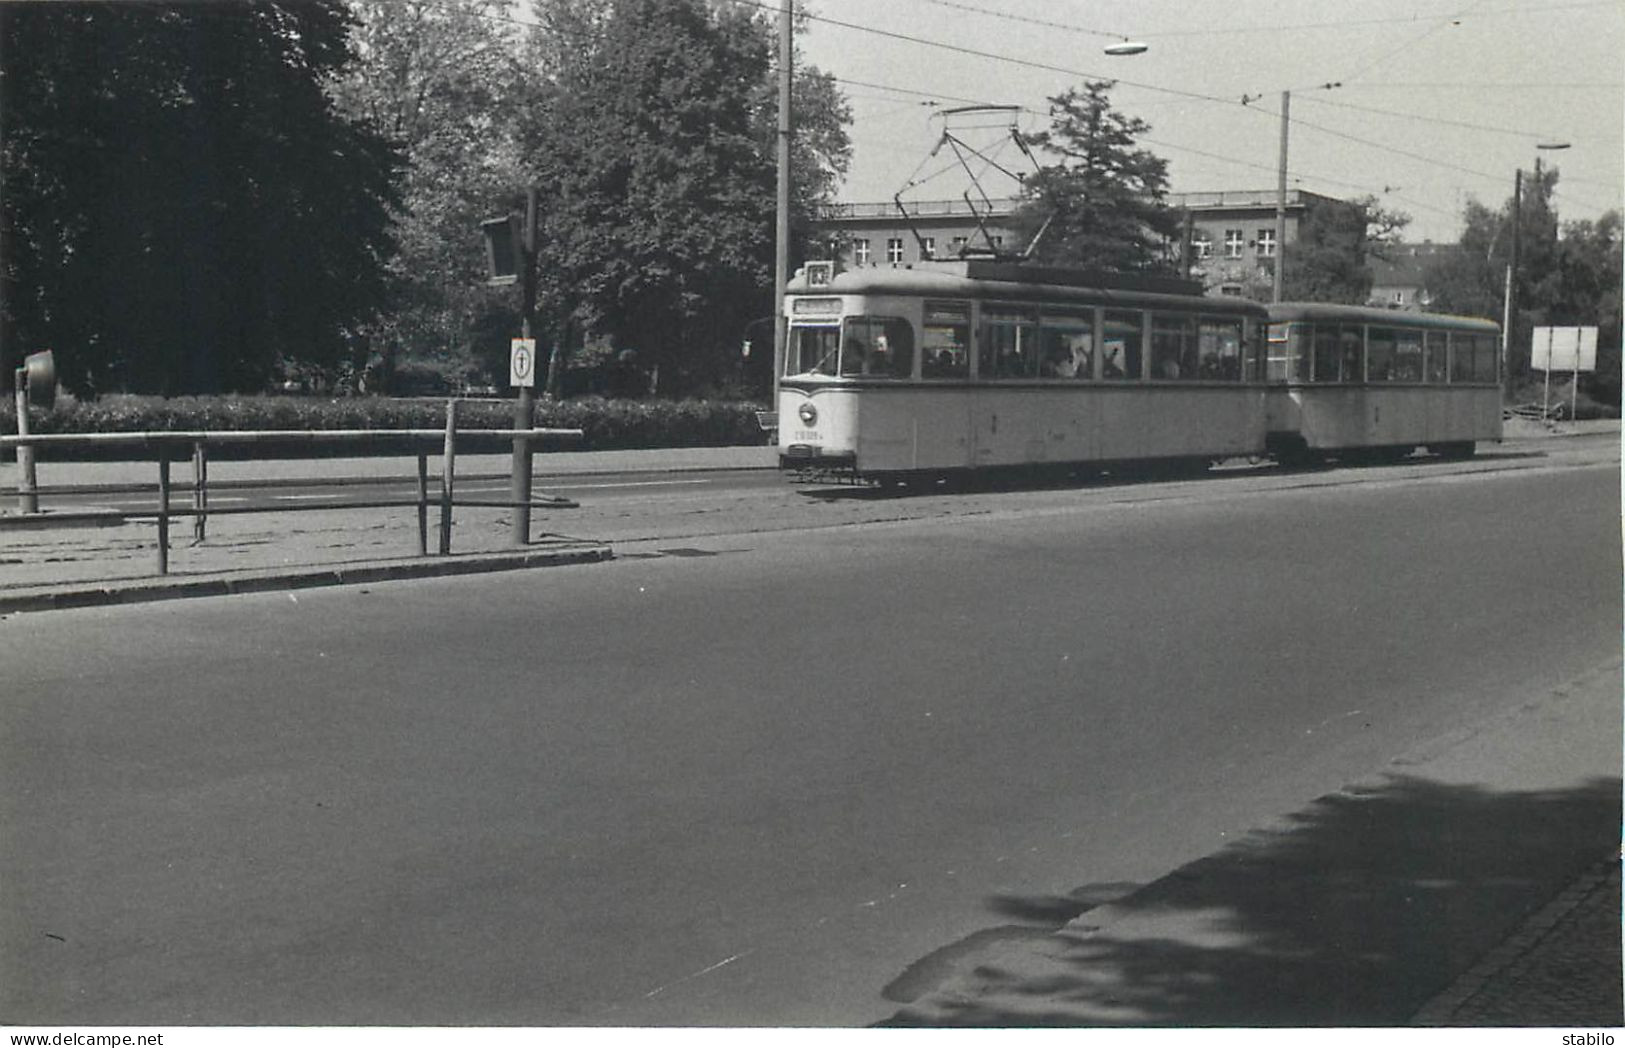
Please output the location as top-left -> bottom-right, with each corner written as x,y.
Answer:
510,338 -> 537,388
1530,326 -> 1598,373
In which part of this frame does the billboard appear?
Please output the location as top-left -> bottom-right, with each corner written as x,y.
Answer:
1530,326 -> 1598,372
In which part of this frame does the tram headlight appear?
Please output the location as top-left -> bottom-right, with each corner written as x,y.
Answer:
797,403 -> 818,425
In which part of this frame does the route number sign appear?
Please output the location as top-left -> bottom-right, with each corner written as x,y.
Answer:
510,338 -> 537,388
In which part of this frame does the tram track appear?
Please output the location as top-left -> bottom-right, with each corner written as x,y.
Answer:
587,433 -> 1618,553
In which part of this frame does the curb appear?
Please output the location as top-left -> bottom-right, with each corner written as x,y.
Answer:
0,545 -> 614,615
1410,850 -> 1624,1026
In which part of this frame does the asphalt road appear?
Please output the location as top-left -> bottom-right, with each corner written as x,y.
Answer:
2,449 -> 1619,1026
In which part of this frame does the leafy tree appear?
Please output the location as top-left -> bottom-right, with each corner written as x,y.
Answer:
523,0 -> 847,396
1011,81 -> 1181,273
0,1 -> 401,395
1421,165 -> 1621,394
1277,195 -> 1410,304
333,0 -> 540,393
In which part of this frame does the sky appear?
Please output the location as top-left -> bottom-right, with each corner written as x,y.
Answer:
788,0 -> 1624,244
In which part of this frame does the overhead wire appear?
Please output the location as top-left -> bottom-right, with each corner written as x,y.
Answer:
398,0 -> 1619,222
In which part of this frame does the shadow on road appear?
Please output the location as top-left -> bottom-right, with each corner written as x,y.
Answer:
881,774 -> 1621,1027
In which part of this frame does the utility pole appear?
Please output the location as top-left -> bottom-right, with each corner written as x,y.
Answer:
1504,168 -> 1522,380
773,0 -> 792,411
1273,90 -> 1289,303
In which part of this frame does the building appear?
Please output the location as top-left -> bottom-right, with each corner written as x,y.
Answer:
813,189 -> 1360,298
1367,242 -> 1454,311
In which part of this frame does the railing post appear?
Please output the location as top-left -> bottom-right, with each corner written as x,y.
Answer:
14,373 -> 38,514
156,456 -> 170,575
192,440 -> 208,543
416,452 -> 428,556
439,399 -> 457,555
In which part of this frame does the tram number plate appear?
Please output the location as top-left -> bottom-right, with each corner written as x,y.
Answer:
793,430 -> 819,441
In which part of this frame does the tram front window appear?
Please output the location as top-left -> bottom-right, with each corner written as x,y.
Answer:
840,316 -> 915,378
788,325 -> 839,375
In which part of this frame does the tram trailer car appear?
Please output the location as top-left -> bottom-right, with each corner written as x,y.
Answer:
777,260 -> 1271,484
1264,302 -> 1502,464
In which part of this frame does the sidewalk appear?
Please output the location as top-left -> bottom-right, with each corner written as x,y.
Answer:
880,661 -> 1623,1028
0,445 -> 776,612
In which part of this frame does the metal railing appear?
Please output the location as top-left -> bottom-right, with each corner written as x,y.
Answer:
2,410 -> 584,575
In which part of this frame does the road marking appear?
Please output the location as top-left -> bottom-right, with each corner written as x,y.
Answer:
642,949 -> 755,999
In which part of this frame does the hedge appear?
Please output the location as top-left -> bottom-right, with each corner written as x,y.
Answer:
1,394 -> 769,460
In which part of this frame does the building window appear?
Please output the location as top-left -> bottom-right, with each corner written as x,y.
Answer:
853,238 -> 870,265
1256,229 -> 1276,257
886,238 -> 904,264
951,236 -> 968,254
1191,232 -> 1213,259
921,237 -> 935,259
1223,229 -> 1244,259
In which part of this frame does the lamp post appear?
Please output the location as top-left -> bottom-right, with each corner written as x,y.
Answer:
1504,141 -> 1570,383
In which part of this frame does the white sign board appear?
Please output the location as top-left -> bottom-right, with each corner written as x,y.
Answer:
1530,326 -> 1598,373
509,338 -> 537,387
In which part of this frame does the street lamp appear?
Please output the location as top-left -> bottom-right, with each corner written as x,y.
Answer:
1104,39 -> 1149,56
1504,141 -> 1572,382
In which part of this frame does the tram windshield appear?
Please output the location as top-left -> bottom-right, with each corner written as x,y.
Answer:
788,325 -> 839,375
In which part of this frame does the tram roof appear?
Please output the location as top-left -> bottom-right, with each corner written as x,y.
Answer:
1268,301 -> 1500,333
789,260 -> 1267,316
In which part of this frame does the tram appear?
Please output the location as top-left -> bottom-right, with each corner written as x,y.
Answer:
1264,302 -> 1502,463
776,260 -> 1271,484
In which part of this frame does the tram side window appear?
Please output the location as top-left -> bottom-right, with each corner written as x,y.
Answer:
1312,324 -> 1341,382
922,301 -> 971,379
1266,323 -> 1293,382
840,316 -> 915,378
1101,311 -> 1143,380
1150,313 -> 1199,380
788,325 -> 839,376
1250,324 -> 1271,382
980,306 -> 1040,379
1424,330 -> 1449,383
1393,328 -> 1423,381
1449,333 -> 1476,383
1198,317 -> 1244,380
1473,333 -> 1499,382
1039,309 -> 1094,379
1340,326 -> 1364,382
1367,327 -> 1398,382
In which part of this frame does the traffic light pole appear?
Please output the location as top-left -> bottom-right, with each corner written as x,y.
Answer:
512,187 -> 539,545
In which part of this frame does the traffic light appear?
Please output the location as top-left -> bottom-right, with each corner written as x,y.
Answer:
481,214 -> 522,286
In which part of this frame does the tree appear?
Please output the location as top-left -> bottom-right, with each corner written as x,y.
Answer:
1277,195 -> 1410,304
1011,81 -> 1181,273
333,0 -> 540,393
0,1 -> 401,395
523,0 -> 847,396
1420,165 -> 1620,390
